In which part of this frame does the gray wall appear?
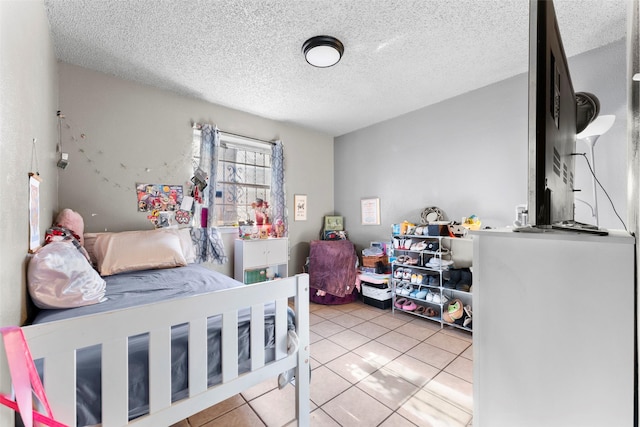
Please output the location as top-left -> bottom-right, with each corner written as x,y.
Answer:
335,39 -> 627,253
0,0 -> 59,424
57,63 -> 335,276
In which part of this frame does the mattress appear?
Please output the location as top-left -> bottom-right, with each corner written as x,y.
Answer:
30,264 -> 294,426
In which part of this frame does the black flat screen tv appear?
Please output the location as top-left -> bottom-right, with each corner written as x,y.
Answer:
527,0 -> 577,227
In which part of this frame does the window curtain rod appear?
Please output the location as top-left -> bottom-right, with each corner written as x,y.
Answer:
192,122 -> 276,146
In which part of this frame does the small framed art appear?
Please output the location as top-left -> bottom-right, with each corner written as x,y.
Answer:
324,216 -> 344,231
361,197 -> 381,225
294,194 -> 307,221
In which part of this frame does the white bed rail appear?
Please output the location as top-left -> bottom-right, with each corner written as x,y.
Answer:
12,273 -> 310,427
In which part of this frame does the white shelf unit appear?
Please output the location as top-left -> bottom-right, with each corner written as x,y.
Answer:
391,233 -> 472,332
234,238 -> 288,284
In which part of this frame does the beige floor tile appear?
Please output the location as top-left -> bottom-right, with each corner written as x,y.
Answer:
309,408 -> 342,426
405,342 -> 457,370
188,394 -> 245,426
424,371 -> 473,413
310,365 -> 352,406
379,412 -> 419,426
309,302 -> 323,312
460,345 -> 473,360
352,340 -> 402,369
200,403 -> 266,427
310,330 -> 323,344
241,377 -> 277,401
313,307 -> 344,320
409,317 -> 443,332
284,408 -> 341,426
395,319 -> 439,341
325,351 -> 379,384
327,329 -> 371,350
349,306 -> 387,320
398,389 -> 471,427
383,354 -> 441,387
444,357 -> 473,383
311,320 -> 347,338
331,312 -> 367,328
322,386 -> 394,426
248,383 -> 299,427
439,325 -> 473,343
375,330 -> 421,353
369,312 -> 413,329
309,313 -> 325,325
425,332 -> 471,355
332,302 -> 362,313
356,368 -> 419,410
350,320 -> 390,339
310,338 -> 349,364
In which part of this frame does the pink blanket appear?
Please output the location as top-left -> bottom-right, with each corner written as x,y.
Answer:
308,240 -> 357,298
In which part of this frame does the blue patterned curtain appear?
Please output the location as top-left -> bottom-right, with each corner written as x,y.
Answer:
191,125 -> 228,264
270,140 -> 287,236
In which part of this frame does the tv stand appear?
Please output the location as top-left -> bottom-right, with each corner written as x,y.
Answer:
551,220 -> 608,236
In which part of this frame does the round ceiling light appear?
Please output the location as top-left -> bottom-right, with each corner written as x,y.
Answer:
302,36 -> 344,68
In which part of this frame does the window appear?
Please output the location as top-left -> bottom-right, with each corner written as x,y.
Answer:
193,128 -> 272,226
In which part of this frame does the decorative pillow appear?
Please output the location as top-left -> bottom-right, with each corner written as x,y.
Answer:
28,241 -> 107,309
93,229 -> 187,276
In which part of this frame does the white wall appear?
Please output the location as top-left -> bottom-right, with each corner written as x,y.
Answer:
0,0 -> 59,424
57,63 -> 335,276
335,39 -> 627,253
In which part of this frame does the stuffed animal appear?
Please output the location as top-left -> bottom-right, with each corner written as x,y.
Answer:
54,208 -> 85,245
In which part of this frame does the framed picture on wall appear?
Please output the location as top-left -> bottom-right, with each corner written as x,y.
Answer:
324,216 -> 344,231
294,194 -> 307,221
361,197 -> 380,225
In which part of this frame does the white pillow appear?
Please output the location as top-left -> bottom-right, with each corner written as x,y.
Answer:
28,242 -> 106,309
93,229 -> 187,276
174,228 -> 197,264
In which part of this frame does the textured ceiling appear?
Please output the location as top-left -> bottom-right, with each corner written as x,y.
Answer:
43,0 -> 627,137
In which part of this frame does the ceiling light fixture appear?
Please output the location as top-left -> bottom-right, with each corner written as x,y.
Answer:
302,36 -> 344,68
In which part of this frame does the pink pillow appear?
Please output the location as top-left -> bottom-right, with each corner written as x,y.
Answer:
93,229 -> 187,276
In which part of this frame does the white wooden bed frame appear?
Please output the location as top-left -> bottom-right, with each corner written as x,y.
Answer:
15,273 -> 310,427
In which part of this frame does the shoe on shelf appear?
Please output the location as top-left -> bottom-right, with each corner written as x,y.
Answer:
393,267 -> 404,279
426,291 -> 435,303
415,305 -> 427,315
403,270 -> 412,281
402,299 -> 417,311
415,289 -> 428,300
425,307 -> 437,317
394,297 -> 408,309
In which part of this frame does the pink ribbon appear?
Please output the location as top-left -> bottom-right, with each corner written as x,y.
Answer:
0,326 -> 67,427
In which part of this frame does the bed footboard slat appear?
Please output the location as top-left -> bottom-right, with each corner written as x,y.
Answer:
275,298 -> 288,360
221,311 -> 238,383
188,317 -> 208,397
149,327 -> 172,413
250,304 -> 265,371
101,337 -> 128,427
43,351 -> 76,426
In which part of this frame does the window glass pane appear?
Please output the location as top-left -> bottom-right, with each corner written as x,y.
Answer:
194,130 -> 272,225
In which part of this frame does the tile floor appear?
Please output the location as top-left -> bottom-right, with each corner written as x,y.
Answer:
172,299 -> 473,427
